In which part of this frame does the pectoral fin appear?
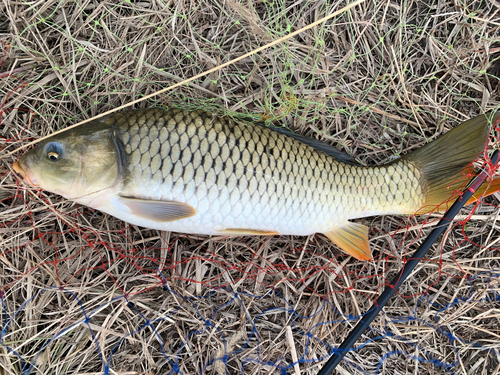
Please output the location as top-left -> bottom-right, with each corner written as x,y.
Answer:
323,222 -> 371,261
217,228 -> 279,235
119,196 -> 196,222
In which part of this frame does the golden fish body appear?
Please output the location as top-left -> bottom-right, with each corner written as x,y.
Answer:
111,109 -> 422,231
14,108 -> 498,260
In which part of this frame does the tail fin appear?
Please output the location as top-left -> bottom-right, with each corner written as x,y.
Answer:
405,112 -> 500,214
465,175 -> 500,206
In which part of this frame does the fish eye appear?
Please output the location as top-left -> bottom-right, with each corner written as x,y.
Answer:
48,152 -> 59,160
45,142 -> 63,162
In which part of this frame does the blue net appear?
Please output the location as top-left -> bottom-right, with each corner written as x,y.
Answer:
1,227 -> 499,374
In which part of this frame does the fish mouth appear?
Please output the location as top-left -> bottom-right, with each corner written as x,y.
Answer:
13,161 -> 40,187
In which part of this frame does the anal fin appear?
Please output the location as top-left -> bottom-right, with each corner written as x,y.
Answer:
323,222 -> 371,261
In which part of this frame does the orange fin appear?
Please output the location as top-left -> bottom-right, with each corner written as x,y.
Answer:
217,228 -> 279,235
118,196 -> 196,222
465,176 -> 500,206
323,222 -> 372,261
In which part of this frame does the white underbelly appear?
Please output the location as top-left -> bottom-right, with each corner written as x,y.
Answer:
93,194 -> 349,237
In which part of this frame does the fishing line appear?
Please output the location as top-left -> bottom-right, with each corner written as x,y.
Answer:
316,148 -> 500,375
4,0 -> 365,157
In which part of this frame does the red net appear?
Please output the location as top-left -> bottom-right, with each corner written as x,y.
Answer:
2,40 -> 500,375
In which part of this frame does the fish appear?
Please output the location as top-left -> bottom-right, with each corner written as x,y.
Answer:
13,108 -> 500,260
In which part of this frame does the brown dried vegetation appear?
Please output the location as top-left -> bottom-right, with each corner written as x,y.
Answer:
1,0 -> 500,374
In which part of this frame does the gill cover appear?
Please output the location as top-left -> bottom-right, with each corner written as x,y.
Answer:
16,122 -> 124,200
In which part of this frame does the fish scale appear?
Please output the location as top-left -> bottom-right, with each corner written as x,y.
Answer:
110,108 -> 423,235
15,107 -> 497,260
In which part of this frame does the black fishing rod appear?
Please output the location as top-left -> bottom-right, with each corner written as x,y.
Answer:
317,149 -> 499,375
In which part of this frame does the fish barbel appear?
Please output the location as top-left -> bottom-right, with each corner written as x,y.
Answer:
13,108 -> 500,260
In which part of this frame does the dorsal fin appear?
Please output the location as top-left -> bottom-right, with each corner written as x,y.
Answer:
238,115 -> 361,166
266,125 -> 361,165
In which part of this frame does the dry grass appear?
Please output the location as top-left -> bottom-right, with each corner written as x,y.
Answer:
1,0 -> 500,374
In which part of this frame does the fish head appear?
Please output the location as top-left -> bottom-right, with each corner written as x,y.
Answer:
13,125 -> 123,200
